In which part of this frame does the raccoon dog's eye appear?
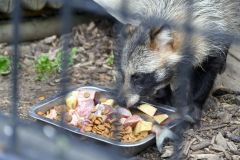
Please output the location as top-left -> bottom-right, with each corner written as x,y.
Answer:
131,73 -> 145,87
131,72 -> 157,89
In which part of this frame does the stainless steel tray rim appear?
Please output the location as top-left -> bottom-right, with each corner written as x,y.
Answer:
30,109 -> 156,147
29,86 -> 177,148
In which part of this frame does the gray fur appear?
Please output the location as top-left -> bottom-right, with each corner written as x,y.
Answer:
95,0 -> 240,107
95,0 -> 240,105
94,0 -> 240,154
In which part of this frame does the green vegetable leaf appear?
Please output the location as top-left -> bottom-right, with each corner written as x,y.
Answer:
0,55 -> 11,75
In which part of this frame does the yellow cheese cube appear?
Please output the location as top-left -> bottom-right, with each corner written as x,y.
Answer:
134,121 -> 153,135
138,104 -> 157,117
99,97 -> 107,103
66,91 -> 78,111
101,99 -> 115,106
153,114 -> 169,124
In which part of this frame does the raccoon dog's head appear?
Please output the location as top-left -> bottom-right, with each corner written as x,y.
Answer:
114,23 -> 183,107
93,0 -> 186,107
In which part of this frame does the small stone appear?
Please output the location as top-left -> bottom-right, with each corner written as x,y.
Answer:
215,132 -> 228,149
43,35 -> 57,44
217,111 -> 225,119
227,141 -> 238,151
55,79 -> 61,83
236,96 -> 240,105
211,144 -> 225,152
211,136 -> 216,144
87,22 -> 95,31
183,138 -> 196,156
49,82 -> 56,86
191,141 -> 211,151
23,58 -> 33,66
224,151 -> 232,160
221,113 -> 232,122
161,146 -> 173,158
190,154 -> 222,160
38,96 -> 45,101
232,155 -> 240,160
195,135 -> 205,142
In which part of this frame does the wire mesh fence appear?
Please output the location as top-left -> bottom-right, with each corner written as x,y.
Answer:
0,0 -> 239,159
1,0 -> 126,159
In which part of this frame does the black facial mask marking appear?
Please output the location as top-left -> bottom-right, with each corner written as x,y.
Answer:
130,72 -> 159,94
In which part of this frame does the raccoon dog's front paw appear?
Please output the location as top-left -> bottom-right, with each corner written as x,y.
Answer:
152,125 -> 177,153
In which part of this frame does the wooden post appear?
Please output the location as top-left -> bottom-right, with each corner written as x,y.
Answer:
0,15 -> 91,43
22,0 -> 47,11
215,44 -> 240,91
47,0 -> 63,9
0,0 -> 14,13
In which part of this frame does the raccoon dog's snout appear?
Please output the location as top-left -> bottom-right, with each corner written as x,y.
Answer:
125,94 -> 140,108
116,92 -> 127,107
116,89 -> 140,108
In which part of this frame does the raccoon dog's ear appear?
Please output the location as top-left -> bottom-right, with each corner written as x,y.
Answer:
149,26 -> 180,52
92,0 -> 145,25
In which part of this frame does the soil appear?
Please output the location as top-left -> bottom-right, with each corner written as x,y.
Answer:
0,19 -> 239,160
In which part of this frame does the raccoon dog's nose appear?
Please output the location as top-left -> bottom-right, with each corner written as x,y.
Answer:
126,94 -> 140,108
116,94 -> 127,107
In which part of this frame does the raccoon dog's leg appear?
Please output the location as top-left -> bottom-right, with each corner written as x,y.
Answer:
154,54 -> 227,157
166,59 -> 196,159
169,47 -> 228,159
191,57 -> 226,122
171,61 -> 195,122
172,48 -> 228,121
190,44 -> 229,122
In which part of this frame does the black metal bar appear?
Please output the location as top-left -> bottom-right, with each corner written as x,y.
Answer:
0,0 -> 238,159
59,0 -> 72,125
57,0 -> 73,159
9,0 -> 22,154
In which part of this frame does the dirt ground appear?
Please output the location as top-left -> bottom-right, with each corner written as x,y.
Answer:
0,19 -> 239,160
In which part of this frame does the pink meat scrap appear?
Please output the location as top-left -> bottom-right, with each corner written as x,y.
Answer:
124,115 -> 142,126
76,90 -> 96,118
116,107 -> 132,118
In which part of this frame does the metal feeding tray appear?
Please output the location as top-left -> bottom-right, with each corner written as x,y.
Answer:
29,86 -> 178,156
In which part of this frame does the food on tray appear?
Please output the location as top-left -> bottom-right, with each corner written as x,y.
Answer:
116,107 -> 132,118
137,104 -> 157,117
45,108 -> 58,120
134,121 -> 153,135
64,113 -> 73,123
123,115 -> 142,127
101,99 -> 115,106
37,89 -> 170,143
153,114 -> 169,124
66,91 -> 78,110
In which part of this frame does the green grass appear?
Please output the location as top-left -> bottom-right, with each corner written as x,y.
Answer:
35,54 -> 56,81
35,47 -> 77,81
0,55 -> 11,75
106,52 -> 114,66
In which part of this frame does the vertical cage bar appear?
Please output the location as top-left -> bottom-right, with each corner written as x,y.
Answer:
56,0 -> 73,159
10,0 -> 22,153
59,0 -> 72,126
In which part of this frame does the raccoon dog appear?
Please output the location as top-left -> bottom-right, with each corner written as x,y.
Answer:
93,0 -> 240,158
